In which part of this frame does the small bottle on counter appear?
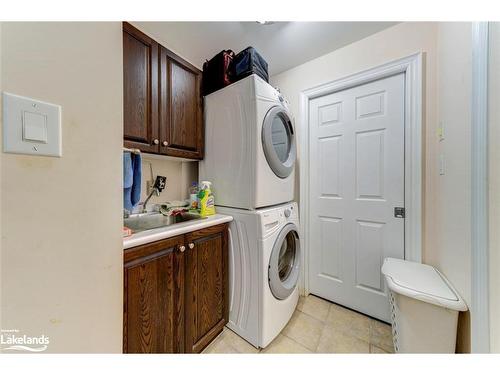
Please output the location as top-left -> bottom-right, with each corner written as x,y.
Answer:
189,182 -> 199,211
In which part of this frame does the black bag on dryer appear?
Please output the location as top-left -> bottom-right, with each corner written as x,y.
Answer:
230,47 -> 269,83
202,49 -> 235,96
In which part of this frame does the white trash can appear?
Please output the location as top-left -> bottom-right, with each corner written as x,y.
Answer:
381,258 -> 468,353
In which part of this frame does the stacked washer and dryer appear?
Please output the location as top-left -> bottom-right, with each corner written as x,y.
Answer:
200,74 -> 300,348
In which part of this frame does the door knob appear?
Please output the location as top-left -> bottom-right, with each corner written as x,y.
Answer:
188,243 -> 195,249
179,245 -> 186,252
162,141 -> 168,147
153,139 -> 159,145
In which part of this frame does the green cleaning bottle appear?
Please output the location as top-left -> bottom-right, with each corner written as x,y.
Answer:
198,181 -> 216,217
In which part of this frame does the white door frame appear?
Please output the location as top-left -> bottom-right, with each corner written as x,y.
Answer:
299,53 -> 423,295
471,21 -> 490,353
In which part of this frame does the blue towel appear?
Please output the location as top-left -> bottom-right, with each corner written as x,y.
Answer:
123,152 -> 133,189
123,151 -> 142,212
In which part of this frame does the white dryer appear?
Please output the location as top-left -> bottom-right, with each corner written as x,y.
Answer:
217,202 -> 300,348
200,74 -> 296,210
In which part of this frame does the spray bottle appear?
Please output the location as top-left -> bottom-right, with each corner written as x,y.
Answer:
198,181 -> 216,217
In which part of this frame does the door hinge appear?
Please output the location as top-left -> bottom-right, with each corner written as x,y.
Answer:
394,207 -> 405,218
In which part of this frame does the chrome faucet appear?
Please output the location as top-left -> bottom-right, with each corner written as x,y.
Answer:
141,175 -> 167,213
142,188 -> 160,213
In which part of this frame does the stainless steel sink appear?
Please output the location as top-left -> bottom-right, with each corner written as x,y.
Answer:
124,212 -> 203,233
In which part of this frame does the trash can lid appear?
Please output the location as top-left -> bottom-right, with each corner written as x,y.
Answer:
381,258 -> 468,311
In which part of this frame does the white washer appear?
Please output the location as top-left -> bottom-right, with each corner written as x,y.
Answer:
217,202 -> 300,348
200,74 -> 296,210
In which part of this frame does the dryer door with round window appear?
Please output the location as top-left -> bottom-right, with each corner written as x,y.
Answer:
262,106 -> 296,178
268,224 -> 301,300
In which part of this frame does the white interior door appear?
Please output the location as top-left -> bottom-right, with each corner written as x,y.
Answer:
308,73 -> 405,322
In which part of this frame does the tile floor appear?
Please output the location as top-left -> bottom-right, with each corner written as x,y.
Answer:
202,294 -> 395,354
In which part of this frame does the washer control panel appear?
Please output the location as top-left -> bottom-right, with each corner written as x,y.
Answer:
282,204 -> 297,221
261,203 -> 298,235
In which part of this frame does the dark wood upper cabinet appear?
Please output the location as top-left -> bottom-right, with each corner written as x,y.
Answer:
123,224 -> 228,354
160,48 -> 203,159
123,235 -> 184,353
123,22 -> 159,153
123,22 -> 203,159
184,224 -> 229,353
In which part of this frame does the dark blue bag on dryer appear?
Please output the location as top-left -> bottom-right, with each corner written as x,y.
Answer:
230,47 -> 269,83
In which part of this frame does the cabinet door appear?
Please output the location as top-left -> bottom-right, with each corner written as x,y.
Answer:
124,236 -> 184,353
184,224 -> 229,353
159,47 -> 203,159
123,22 -> 159,153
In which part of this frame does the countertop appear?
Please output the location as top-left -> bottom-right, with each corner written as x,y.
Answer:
123,214 -> 233,249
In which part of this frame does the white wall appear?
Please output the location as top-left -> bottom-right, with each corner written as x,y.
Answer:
489,22 -> 500,353
1,22 -> 123,353
139,157 -> 198,206
271,22 -> 473,351
429,20 -> 472,317
430,23 -> 473,352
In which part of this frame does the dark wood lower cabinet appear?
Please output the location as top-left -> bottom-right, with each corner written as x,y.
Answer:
123,235 -> 184,353
123,224 -> 228,353
184,225 -> 229,353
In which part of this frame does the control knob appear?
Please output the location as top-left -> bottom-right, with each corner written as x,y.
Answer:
284,208 -> 291,218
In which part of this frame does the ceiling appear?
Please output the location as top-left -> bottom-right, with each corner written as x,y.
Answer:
132,22 -> 397,76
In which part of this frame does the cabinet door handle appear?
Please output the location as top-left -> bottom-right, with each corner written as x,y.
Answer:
188,243 -> 195,249
179,245 -> 186,252
153,139 -> 159,145
162,141 -> 168,147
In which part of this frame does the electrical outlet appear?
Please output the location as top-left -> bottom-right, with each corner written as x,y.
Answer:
439,154 -> 445,175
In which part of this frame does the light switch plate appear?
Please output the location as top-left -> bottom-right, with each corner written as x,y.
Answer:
3,92 -> 62,157
23,111 -> 48,143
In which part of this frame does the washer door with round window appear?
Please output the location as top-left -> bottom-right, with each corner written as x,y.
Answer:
262,105 -> 296,179
268,224 -> 301,300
